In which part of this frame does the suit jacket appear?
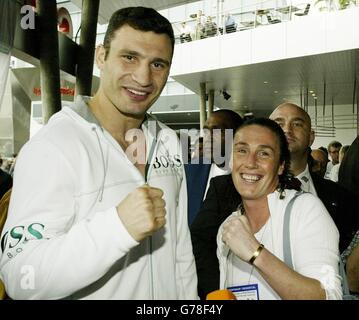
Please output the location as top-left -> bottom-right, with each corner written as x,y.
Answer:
190,174 -> 240,299
185,162 -> 211,226
311,172 -> 359,252
191,172 -> 359,299
339,135 -> 359,197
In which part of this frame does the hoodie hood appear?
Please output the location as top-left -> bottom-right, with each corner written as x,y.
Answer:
69,95 -> 101,126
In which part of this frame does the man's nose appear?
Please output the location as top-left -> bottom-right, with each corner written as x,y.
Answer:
132,64 -> 152,87
282,123 -> 292,133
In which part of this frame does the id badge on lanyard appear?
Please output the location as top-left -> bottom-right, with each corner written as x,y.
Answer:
225,251 -> 260,300
227,284 -> 259,300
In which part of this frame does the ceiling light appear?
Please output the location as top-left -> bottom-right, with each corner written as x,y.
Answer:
309,90 -> 314,93
274,91 -> 278,94
264,81 -> 269,84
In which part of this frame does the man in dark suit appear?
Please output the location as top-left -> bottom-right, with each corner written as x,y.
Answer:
269,103 -> 358,252
185,109 -> 243,226
190,173 -> 239,299
338,136 -> 359,294
339,135 -> 359,196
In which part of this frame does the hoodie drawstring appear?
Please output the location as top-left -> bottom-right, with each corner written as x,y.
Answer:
92,127 -> 108,202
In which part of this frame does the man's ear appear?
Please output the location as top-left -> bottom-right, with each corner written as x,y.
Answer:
95,45 -> 106,70
309,130 -> 315,147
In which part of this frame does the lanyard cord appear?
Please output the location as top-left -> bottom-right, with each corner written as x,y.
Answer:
226,203 -> 271,286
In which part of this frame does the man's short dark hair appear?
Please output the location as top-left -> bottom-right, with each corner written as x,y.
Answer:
328,140 -> 342,150
319,146 -> 328,157
103,7 -> 175,59
212,109 -> 243,130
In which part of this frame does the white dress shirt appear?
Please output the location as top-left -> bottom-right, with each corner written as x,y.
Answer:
296,164 -> 318,196
325,161 -> 334,180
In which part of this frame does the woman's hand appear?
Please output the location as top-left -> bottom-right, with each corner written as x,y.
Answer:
222,215 -> 260,263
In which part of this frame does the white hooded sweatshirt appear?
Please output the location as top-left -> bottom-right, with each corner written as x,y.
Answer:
0,96 -> 198,300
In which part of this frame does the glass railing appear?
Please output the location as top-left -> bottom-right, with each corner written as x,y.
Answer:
172,0 -> 359,44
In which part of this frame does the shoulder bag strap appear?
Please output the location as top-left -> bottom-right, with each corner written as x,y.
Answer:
283,191 -> 304,269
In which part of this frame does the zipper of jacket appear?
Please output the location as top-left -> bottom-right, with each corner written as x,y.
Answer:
145,128 -> 161,300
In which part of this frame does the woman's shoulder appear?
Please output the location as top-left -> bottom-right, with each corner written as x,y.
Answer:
269,189 -> 328,220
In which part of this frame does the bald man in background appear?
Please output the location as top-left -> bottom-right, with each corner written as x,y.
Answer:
269,103 -> 358,252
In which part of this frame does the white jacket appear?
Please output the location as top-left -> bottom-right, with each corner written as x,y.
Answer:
0,96 -> 198,300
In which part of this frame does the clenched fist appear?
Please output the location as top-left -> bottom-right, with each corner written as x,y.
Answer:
222,215 -> 260,263
116,185 -> 166,242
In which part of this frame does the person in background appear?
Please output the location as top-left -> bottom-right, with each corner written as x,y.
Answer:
197,9 -> 207,25
325,140 -> 342,179
217,117 -> 341,300
269,103 -> 358,253
311,148 -> 328,178
189,110 -> 244,298
329,145 -> 349,182
0,7 -> 197,300
179,21 -> 192,43
204,16 -> 217,37
338,136 -> 359,296
319,146 -> 329,158
224,13 -> 237,33
0,157 -> 12,200
341,230 -> 359,296
194,20 -> 205,40
186,109 -> 243,226
339,135 -> 359,196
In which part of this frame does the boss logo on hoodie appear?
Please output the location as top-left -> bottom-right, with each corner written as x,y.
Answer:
152,154 -> 183,175
1,223 -> 45,259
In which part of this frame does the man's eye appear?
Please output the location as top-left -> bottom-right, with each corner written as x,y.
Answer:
293,122 -> 303,127
153,62 -> 165,69
123,55 -> 134,61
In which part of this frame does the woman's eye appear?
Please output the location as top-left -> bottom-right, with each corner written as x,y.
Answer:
258,151 -> 269,157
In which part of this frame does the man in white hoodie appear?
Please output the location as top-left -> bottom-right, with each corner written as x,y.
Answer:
0,7 -> 198,300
